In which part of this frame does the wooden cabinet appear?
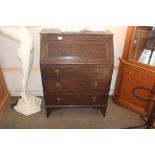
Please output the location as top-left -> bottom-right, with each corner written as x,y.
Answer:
112,26 -> 155,117
40,29 -> 114,117
0,66 -> 10,117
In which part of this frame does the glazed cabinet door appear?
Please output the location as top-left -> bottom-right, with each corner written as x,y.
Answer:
129,26 -> 155,66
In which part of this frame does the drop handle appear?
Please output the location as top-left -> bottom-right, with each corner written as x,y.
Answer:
95,68 -> 100,74
57,97 -> 61,102
56,82 -> 60,88
93,82 -> 98,89
55,69 -> 60,76
92,97 -> 96,103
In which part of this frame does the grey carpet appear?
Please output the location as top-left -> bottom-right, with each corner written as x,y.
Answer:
0,97 -> 146,129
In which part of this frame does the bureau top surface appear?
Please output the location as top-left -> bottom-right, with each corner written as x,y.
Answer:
40,29 -> 113,36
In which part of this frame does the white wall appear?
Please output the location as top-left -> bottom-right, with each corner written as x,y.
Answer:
0,26 -> 127,96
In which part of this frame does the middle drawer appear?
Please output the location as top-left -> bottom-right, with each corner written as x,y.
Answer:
43,79 -> 110,94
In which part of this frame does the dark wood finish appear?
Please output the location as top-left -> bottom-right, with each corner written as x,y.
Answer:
46,41 -> 109,59
41,65 -> 113,79
0,66 -> 10,118
112,26 -> 155,117
43,79 -> 110,93
44,93 -> 108,106
40,29 -> 114,117
40,29 -> 114,65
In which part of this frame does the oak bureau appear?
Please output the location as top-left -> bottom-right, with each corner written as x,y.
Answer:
40,29 -> 114,117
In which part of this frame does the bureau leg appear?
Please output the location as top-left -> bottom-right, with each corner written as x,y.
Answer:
46,108 -> 52,118
46,107 -> 62,118
100,107 -> 106,117
93,107 -> 106,117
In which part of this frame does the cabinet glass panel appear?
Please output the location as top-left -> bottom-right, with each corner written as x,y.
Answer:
130,26 -> 155,66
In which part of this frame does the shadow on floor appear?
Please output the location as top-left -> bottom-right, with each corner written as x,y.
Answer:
0,97 -> 145,129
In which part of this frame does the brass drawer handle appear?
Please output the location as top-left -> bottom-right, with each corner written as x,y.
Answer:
57,97 -> 61,102
92,97 -> 96,103
95,68 -> 100,74
93,82 -> 98,89
56,82 -> 60,88
55,69 -> 60,76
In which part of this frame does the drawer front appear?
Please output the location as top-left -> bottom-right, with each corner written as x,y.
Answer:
41,65 -> 112,79
44,93 -> 108,106
43,79 -> 110,94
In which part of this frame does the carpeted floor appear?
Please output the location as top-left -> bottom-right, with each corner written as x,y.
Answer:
0,97 -> 147,129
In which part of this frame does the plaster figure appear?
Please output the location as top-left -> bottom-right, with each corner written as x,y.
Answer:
0,27 -> 41,115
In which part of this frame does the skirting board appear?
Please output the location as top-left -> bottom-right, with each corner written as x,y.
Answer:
10,90 -> 43,97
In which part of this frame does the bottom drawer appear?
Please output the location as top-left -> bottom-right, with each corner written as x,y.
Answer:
44,94 -> 108,106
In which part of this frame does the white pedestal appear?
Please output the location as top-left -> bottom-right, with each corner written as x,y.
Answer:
14,96 -> 41,116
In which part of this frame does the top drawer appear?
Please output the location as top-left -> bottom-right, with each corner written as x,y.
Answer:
40,65 -> 113,79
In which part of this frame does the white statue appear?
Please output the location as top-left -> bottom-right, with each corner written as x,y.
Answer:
0,27 -> 41,115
